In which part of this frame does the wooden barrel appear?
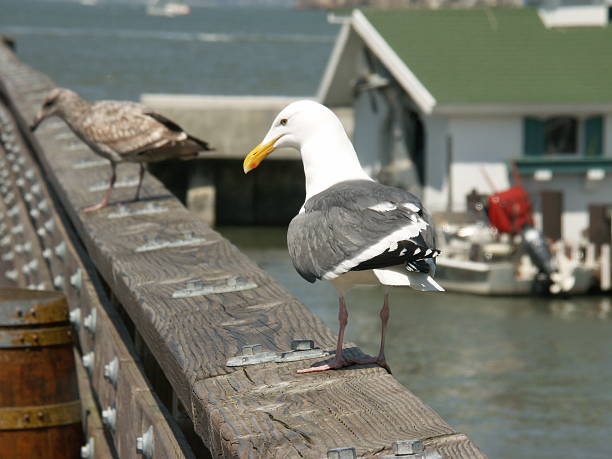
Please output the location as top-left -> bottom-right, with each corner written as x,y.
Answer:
0,288 -> 82,458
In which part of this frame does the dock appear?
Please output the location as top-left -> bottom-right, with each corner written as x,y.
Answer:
0,40 -> 486,458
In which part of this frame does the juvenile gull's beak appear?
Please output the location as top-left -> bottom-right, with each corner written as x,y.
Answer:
243,135 -> 280,174
30,111 -> 45,132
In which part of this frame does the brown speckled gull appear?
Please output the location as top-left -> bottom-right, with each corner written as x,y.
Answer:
31,87 -> 213,212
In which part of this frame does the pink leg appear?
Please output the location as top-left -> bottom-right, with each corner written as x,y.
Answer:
347,293 -> 392,373
133,163 -> 145,201
83,162 -> 116,213
297,296 -> 353,373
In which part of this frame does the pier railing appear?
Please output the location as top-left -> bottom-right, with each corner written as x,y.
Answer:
0,40 -> 485,458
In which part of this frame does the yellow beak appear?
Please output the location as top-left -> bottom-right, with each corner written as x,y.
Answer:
243,135 -> 280,174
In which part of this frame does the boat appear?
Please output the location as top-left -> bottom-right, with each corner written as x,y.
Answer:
434,184 -> 597,296
147,0 -> 191,17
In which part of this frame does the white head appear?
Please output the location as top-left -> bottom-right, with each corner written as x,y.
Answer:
244,100 -> 371,199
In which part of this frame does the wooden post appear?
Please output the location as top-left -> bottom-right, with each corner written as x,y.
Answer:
601,244 -> 611,291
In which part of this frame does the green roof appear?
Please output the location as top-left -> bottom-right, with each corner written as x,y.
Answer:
362,8 -> 612,105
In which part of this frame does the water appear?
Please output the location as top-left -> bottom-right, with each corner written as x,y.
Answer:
3,1 -> 612,457
0,0 -> 337,100
220,226 -> 612,459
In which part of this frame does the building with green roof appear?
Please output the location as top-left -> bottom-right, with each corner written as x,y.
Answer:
319,6 -> 612,242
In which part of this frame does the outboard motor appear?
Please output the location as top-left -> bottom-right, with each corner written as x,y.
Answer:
521,225 -> 555,277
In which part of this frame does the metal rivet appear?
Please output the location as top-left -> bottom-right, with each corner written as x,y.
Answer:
82,352 -> 94,374
101,406 -> 116,431
55,241 -> 66,259
69,308 -> 81,327
136,425 -> 154,458
53,274 -> 64,288
80,437 -> 94,459
70,269 -> 82,291
84,309 -> 96,334
104,357 -> 119,385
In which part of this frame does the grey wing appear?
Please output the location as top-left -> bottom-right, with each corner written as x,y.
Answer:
80,101 -> 187,158
287,202 -> 438,283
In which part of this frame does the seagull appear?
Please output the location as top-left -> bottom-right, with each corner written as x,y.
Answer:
31,88 -> 213,212
243,100 -> 443,373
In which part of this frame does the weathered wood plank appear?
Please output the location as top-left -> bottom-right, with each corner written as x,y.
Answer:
0,41 -> 487,458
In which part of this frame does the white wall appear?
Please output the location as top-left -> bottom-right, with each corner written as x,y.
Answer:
423,115 -> 450,212
524,174 -> 612,243
447,116 -> 522,211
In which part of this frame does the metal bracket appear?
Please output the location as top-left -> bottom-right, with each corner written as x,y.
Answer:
275,339 -> 329,363
328,447 -> 357,459
135,233 -> 205,253
108,202 -> 168,219
89,178 -> 138,192
73,159 -> 109,169
226,344 -> 278,367
226,339 -> 330,367
172,276 -> 257,298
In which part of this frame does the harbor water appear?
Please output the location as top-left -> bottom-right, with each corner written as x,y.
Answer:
3,1 -> 612,457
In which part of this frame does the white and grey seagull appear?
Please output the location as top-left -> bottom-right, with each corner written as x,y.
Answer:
243,100 -> 443,373
31,88 -> 213,212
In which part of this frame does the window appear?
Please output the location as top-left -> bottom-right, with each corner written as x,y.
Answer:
524,115 -> 603,156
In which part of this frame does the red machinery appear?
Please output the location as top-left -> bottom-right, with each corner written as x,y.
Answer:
487,185 -> 534,235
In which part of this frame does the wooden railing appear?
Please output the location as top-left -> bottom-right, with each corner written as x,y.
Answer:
0,41 -> 486,458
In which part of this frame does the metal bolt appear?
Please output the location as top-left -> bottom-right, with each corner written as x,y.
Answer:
17,156 -> 26,166
31,183 -> 41,195
55,241 -> 66,259
1,251 -> 14,261
82,352 -> 94,374
38,199 -> 49,211
22,260 -> 38,275
327,447 -> 357,459
43,248 -> 52,259
44,219 -> 54,232
37,227 -> 46,237
70,269 -> 82,291
69,308 -> 81,327
136,425 -> 154,458
15,178 -> 25,188
101,406 -> 116,431
53,274 -> 64,289
393,440 -> 424,455
291,339 -> 315,351
5,270 -> 17,281
104,357 -> 119,385
24,192 -> 34,203
24,169 -> 35,180
29,208 -> 40,219
11,224 -> 23,235
84,309 -> 96,334
80,437 -> 94,458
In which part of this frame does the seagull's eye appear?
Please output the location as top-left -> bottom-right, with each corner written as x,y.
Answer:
280,118 -> 288,126
43,100 -> 53,108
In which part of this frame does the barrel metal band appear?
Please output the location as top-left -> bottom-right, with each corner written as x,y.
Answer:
0,400 -> 81,430
0,295 -> 68,326
0,325 -> 73,348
